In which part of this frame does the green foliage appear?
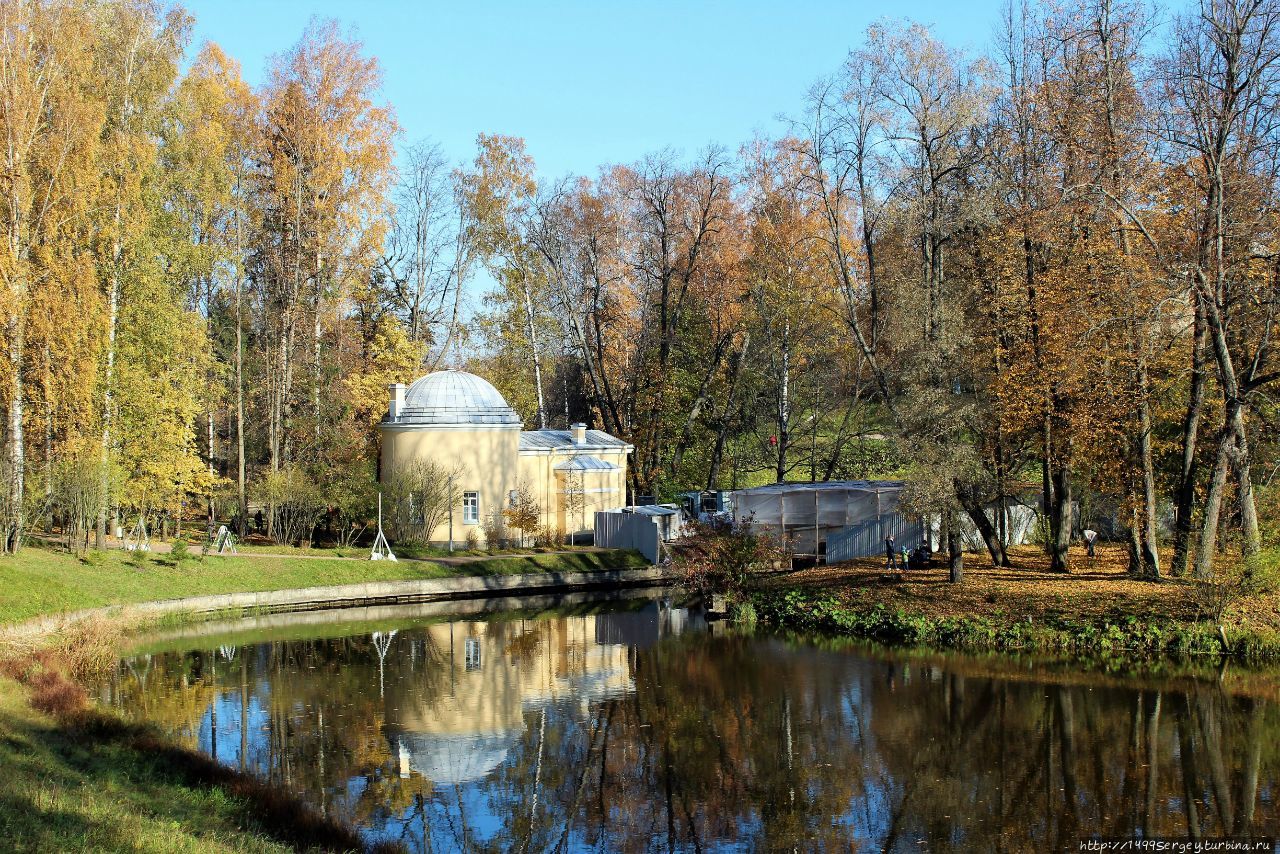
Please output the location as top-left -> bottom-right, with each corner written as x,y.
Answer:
253,467 -> 325,547
169,537 -> 192,565
752,588 -> 1260,660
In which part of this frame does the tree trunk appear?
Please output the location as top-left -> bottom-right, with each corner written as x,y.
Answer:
1202,292 -> 1260,559
1136,359 -> 1161,578
775,327 -> 790,483
1171,299 -> 1207,576
234,235 -> 247,536
946,510 -> 964,583
1049,444 -> 1072,573
956,479 -> 1008,567
1195,423 -> 1235,580
3,313 -> 24,554
520,270 -> 547,429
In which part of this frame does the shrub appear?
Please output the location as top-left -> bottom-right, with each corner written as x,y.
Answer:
80,549 -> 108,567
503,482 -> 540,547
381,459 -> 463,545
1194,552 -> 1280,626
170,537 -> 192,564
254,466 -> 327,546
672,516 -> 785,609
481,512 -> 507,549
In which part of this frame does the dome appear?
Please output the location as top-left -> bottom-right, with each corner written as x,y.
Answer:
391,730 -> 519,785
391,370 -> 521,427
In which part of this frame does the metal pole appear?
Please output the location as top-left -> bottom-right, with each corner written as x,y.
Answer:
448,475 -> 454,553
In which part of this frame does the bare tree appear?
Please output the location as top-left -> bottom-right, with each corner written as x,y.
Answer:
383,140 -> 473,366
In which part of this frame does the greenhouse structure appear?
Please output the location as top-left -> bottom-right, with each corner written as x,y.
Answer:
731,480 -> 922,560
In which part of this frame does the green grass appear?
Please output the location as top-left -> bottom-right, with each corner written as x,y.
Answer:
753,587 -> 1280,663
0,677 -> 338,853
0,546 -> 651,626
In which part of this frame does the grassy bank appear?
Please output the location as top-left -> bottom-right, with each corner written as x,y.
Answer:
755,545 -> 1280,662
0,662 -> 381,853
0,544 -> 652,852
0,545 -> 650,626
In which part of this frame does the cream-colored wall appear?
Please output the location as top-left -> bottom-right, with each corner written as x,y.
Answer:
385,618 -> 632,738
381,423 -> 629,544
379,425 -> 519,543
516,449 -> 628,538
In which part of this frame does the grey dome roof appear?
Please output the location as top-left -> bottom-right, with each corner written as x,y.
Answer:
392,371 -> 521,427
391,730 -> 519,785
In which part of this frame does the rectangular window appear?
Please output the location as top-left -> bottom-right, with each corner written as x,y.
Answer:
462,491 -> 479,525
464,637 -> 482,671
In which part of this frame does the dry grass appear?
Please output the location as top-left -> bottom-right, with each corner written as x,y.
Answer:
773,544 -> 1280,635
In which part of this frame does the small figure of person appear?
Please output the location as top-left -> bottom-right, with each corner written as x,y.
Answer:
1083,528 -> 1098,558
885,534 -> 900,570
254,509 -> 264,533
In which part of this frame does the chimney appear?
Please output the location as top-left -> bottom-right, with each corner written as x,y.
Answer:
571,422 -> 587,445
388,383 -> 406,420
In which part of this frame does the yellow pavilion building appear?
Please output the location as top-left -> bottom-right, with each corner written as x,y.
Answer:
378,370 -> 632,544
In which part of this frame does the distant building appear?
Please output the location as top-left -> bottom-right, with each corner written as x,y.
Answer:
378,370 -> 632,544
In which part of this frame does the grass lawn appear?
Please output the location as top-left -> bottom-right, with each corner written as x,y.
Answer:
0,674 -> 359,853
0,543 -> 649,852
0,545 -> 651,626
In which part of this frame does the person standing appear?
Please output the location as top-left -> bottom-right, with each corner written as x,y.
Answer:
1083,528 -> 1098,558
885,534 -> 900,570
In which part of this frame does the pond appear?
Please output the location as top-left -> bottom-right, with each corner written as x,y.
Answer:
100,593 -> 1280,852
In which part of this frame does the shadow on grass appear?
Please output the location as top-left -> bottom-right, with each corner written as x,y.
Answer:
1,655 -> 405,853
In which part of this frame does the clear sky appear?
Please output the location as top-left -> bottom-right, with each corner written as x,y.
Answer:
182,0 -> 1008,178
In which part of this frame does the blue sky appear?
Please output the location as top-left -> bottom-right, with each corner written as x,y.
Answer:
183,0 -> 1007,179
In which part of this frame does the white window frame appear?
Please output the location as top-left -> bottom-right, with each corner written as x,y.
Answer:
464,637 -> 482,671
462,491 -> 480,525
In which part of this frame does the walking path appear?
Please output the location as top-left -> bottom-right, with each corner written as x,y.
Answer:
30,531 -> 606,565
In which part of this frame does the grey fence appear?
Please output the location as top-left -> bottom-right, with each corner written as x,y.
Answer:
826,513 -> 924,564
594,512 -> 662,564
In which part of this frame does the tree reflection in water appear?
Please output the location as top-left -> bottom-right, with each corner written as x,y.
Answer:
100,603 -> 1280,852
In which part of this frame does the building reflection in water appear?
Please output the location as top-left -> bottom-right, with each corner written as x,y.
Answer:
102,599 -> 1280,853
385,612 -> 649,786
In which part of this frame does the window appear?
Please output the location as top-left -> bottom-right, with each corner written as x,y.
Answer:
462,491 -> 479,525
464,637 -> 482,671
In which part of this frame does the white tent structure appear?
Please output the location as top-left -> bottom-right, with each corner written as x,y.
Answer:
733,481 -> 920,560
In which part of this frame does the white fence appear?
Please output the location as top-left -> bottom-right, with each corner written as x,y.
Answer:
594,512 -> 662,564
826,513 -> 925,563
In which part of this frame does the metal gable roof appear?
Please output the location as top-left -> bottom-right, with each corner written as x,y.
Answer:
553,455 -> 621,472
518,429 -> 631,451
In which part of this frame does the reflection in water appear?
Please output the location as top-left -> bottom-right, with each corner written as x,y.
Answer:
101,601 -> 1280,852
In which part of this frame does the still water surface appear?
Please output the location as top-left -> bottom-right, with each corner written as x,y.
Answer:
102,596 -> 1280,852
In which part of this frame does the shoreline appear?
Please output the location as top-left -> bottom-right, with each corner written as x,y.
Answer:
5,563 -> 674,640
752,547 -> 1280,664
0,551 -> 671,854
